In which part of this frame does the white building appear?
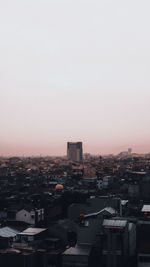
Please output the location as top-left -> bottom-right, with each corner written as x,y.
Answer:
16,208 -> 44,225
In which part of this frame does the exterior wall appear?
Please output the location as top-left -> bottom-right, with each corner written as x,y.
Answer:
76,148 -> 81,162
67,142 -> 83,162
68,204 -> 87,221
16,209 -> 44,225
128,184 -> 140,197
102,225 -> 129,267
103,177 -> 109,189
36,209 -> 44,221
16,209 -> 35,224
0,251 -> 36,267
97,180 -> 103,190
0,211 -> 7,219
100,176 -> 113,189
77,218 -> 101,245
63,255 -> 88,267
129,223 -> 136,256
137,221 -> 150,267
20,234 -> 34,242
137,254 -> 150,267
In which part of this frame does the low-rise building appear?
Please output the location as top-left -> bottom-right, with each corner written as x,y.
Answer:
18,228 -> 47,245
16,208 -> 44,225
62,244 -> 92,267
101,219 -> 129,267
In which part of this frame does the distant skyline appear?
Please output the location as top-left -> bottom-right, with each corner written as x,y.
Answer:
1,0 -> 150,156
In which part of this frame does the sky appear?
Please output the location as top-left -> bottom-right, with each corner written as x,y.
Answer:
0,0 -> 150,156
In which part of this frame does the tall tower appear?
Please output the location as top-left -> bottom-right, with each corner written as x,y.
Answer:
128,148 -> 132,155
67,142 -> 83,162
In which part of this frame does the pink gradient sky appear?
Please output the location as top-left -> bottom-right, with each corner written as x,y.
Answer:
1,0 -> 150,156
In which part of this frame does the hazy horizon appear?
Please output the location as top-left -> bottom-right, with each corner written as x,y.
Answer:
1,0 -> 150,156
1,142 -> 150,157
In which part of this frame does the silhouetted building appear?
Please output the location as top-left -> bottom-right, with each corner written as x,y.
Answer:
67,142 -> 83,162
128,148 -> 132,155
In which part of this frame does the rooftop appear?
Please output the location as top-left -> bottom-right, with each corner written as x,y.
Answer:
63,244 -> 92,256
0,227 -> 19,238
84,207 -> 116,218
142,205 -> 150,213
19,228 -> 46,236
103,219 -> 127,229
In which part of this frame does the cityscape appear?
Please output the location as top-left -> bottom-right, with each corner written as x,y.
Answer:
0,142 -> 150,266
1,1 -> 150,267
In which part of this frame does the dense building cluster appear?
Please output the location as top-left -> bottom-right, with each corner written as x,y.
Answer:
0,150 -> 150,266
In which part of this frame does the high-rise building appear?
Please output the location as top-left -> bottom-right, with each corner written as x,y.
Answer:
128,148 -> 132,155
67,142 -> 83,162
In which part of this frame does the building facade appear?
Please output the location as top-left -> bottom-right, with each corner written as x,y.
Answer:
16,208 -> 44,225
101,219 -> 129,267
67,142 -> 83,162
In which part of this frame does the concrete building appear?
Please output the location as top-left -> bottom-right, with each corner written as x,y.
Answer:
62,207 -> 116,267
0,227 -> 20,248
77,208 -> 116,246
0,248 -> 36,267
18,228 -> 47,244
68,196 -> 121,221
137,205 -> 150,267
101,219 -> 129,267
128,183 -> 140,198
67,142 -> 83,162
16,208 -> 44,225
128,148 -> 132,155
62,244 -> 92,267
97,176 -> 113,190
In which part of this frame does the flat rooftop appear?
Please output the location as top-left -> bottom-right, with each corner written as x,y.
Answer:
19,228 -> 46,236
142,205 -> 150,213
103,219 -> 127,229
63,244 -> 92,256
